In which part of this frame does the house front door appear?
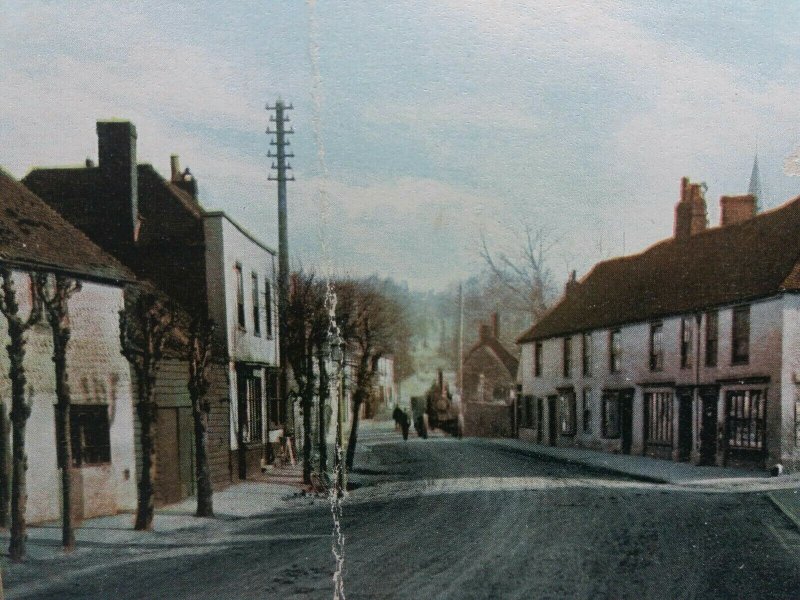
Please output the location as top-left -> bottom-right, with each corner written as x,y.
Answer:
619,390 -> 634,455
699,389 -> 718,465
547,396 -> 558,447
677,392 -> 693,462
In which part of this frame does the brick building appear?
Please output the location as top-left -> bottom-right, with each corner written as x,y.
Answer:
23,121 -> 278,501
0,169 -> 137,522
517,177 -> 800,471
462,314 -> 518,437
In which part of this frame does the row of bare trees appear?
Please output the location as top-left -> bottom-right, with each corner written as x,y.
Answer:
286,271 -> 412,483
0,270 -> 216,562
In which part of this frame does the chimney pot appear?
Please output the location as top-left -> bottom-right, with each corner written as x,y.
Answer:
675,177 -> 707,240
170,154 -> 181,181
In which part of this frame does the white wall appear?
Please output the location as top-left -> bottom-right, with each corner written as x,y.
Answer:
520,295 -> 786,465
0,273 -> 137,523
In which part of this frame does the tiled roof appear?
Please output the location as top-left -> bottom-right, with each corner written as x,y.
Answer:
518,194 -> 800,343
465,336 -> 519,378
0,168 -> 133,282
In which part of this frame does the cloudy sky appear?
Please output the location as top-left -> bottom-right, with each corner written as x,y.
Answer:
2,1 -> 800,290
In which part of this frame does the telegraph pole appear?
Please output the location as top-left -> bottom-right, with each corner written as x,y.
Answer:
266,99 -> 294,439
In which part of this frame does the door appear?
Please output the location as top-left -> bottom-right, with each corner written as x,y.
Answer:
547,396 -> 558,447
155,407 -> 181,506
677,393 -> 693,461
699,389 -> 718,465
620,390 -> 634,455
536,398 -> 544,443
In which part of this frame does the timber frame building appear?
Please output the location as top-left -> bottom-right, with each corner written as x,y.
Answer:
517,178 -> 800,471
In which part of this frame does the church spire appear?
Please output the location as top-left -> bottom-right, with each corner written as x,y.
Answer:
748,154 -> 762,212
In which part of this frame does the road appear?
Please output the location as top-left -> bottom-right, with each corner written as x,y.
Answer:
10,424 -> 800,599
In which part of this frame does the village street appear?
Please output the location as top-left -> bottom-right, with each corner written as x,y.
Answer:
5,422 -> 800,600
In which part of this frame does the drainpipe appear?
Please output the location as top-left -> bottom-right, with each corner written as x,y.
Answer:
694,312 -> 702,463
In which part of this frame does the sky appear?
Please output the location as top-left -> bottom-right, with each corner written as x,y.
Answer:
2,1 -> 800,291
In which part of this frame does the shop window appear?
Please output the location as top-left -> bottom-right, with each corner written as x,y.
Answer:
726,389 -> 765,451
644,391 -> 673,445
602,391 -> 621,438
559,390 -> 576,436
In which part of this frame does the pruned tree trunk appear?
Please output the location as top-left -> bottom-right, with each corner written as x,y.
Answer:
135,372 -> 156,531
0,401 -> 10,528
345,391 -> 363,472
192,400 -> 213,517
0,270 -> 41,562
317,354 -> 328,475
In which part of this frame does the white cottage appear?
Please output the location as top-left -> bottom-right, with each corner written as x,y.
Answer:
518,178 -> 800,471
0,169 -> 137,522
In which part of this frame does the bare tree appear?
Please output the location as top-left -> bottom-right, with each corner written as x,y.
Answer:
119,285 -> 178,531
0,268 -> 42,561
337,279 -> 411,471
187,316 -> 214,518
286,271 -> 327,485
479,225 -> 558,320
36,273 -> 82,551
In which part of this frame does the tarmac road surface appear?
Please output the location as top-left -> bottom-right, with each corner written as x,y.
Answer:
9,424 -> 800,599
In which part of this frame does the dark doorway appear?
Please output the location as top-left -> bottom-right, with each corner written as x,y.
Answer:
620,390 -> 634,454
699,389 -> 718,465
547,396 -> 558,447
677,392 -> 693,462
536,398 -> 544,443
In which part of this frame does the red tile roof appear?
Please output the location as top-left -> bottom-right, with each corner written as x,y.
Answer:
518,194 -> 800,343
0,168 -> 133,282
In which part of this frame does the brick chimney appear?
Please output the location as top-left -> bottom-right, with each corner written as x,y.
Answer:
479,323 -> 492,342
170,154 -> 198,200
674,177 -> 707,240
720,194 -> 756,226
96,121 -> 139,251
490,312 -> 499,339
564,270 -> 578,295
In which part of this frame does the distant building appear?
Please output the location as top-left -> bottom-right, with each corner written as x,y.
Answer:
462,313 -> 518,437
517,177 -> 800,471
0,169 -> 137,522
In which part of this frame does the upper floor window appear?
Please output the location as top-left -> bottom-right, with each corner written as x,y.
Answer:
582,332 -> 592,376
732,305 -> 750,365
705,310 -> 718,367
680,316 -> 694,369
235,263 -> 245,329
252,273 -> 261,336
563,336 -> 572,377
558,390 -> 576,436
649,322 -> 663,371
534,342 -> 542,377
265,279 -> 273,338
609,329 -> 622,373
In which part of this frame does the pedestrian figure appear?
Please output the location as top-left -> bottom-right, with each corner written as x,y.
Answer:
393,406 -> 410,440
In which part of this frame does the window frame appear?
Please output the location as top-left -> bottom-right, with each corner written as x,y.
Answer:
68,405 -> 112,467
582,332 -> 592,376
644,391 -> 674,446
534,342 -> 543,377
609,329 -> 622,373
559,390 -> 577,436
649,322 -> 663,372
563,336 -> 572,378
601,391 -> 621,438
731,305 -> 750,365
235,262 -> 245,329
265,279 -> 273,338
705,310 -> 718,367
680,316 -> 694,369
725,388 -> 766,452
251,272 -> 261,336
582,387 -> 592,434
